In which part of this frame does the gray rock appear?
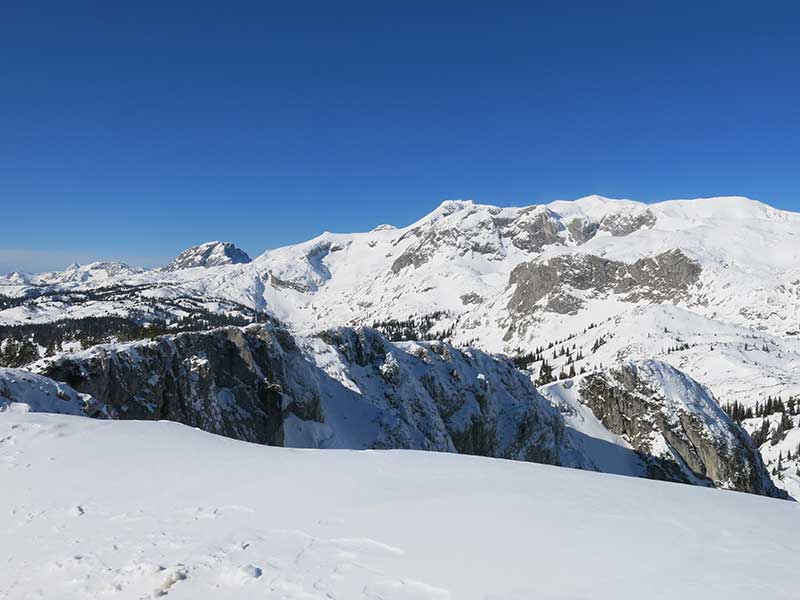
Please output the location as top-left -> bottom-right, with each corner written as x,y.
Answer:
507,249 -> 701,317
566,217 -> 600,244
502,207 -> 564,253
41,324 -> 567,466
390,204 -> 567,274
42,325 -> 308,445
167,241 -> 251,270
574,361 -> 785,498
599,208 -> 657,236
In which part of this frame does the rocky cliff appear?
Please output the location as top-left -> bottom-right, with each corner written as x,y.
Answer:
543,360 -> 784,498
33,325 -> 786,498
40,324 -> 567,465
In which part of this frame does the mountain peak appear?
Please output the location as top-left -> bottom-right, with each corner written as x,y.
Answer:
437,199 -> 475,213
167,241 -> 252,271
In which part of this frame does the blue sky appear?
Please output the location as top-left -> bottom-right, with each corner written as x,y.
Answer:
2,1 -> 799,272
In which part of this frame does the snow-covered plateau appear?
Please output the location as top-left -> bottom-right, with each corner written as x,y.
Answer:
1,410 -> 798,600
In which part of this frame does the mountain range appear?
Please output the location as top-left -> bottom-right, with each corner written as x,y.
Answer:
1,194 -> 799,498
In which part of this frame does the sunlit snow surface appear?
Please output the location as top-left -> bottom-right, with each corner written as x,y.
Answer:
1,412 -> 798,599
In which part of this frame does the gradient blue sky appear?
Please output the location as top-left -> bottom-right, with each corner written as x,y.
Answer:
2,1 -> 799,272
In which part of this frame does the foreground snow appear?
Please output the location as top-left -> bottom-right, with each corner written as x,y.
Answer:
1,412 -> 798,599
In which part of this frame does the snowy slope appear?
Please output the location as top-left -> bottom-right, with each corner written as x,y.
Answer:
0,367 -> 106,417
745,412 -> 800,500
526,304 -> 800,407
1,410 -> 798,600
251,195 -> 800,342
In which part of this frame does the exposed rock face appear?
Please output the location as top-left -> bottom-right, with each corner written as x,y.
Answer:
390,202 -> 567,274
167,241 -> 251,270
501,207 -> 564,252
599,208 -> 657,236
507,249 -> 701,316
574,361 -> 784,498
565,217 -> 600,244
319,327 -> 566,463
40,325 -> 567,465
42,326 -> 300,444
391,205 -> 507,273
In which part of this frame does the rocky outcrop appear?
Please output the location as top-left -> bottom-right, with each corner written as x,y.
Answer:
599,208 -> 657,236
572,360 -> 784,498
391,205 -> 507,273
390,202 -> 567,274
42,326 -> 302,444
167,241 -> 251,270
39,324 -> 568,465
501,207 -> 564,252
319,327 -> 566,463
507,249 -> 701,316
565,217 -> 600,244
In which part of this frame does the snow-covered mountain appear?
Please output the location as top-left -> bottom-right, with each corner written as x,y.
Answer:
1,194 -> 799,494
1,261 -> 145,289
3,195 -> 797,328
1,409 -> 798,600
3,195 -> 798,343
165,241 -> 252,271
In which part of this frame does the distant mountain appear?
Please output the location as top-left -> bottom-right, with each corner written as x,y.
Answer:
1,261 -> 143,288
166,241 -> 252,270
1,194 -> 799,495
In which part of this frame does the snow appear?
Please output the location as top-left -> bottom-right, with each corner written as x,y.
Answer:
0,368 -> 98,416
542,378 -> 648,477
1,410 -> 798,600
534,304 -> 800,408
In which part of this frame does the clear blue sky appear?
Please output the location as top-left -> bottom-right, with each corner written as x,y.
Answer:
2,1 -> 799,272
